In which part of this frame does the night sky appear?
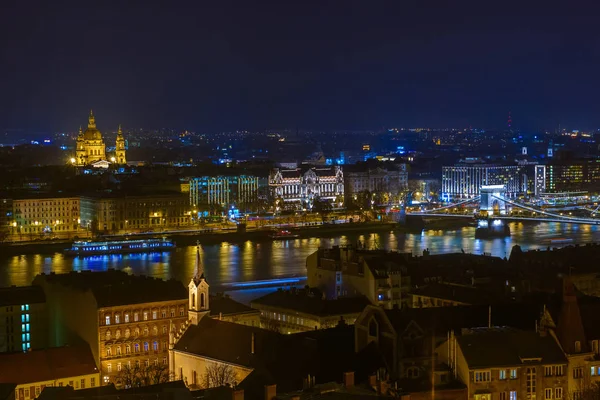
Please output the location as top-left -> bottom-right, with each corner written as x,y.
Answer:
2,1 -> 600,132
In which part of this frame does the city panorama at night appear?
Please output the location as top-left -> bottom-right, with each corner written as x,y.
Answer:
2,2 -> 600,399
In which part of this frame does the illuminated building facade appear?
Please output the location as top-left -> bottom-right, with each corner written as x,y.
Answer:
441,163 -> 522,201
32,270 -> 188,387
344,165 -> 408,203
92,193 -> 191,234
269,166 -> 344,210
535,159 -> 600,193
0,286 -> 48,353
74,111 -> 126,166
10,197 -> 84,239
188,175 -> 263,212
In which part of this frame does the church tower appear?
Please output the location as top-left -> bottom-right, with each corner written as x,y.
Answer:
75,126 -> 86,166
188,242 -> 209,325
115,125 -> 126,164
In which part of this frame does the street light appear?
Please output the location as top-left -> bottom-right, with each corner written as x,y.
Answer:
70,158 -> 76,164
110,157 -> 116,163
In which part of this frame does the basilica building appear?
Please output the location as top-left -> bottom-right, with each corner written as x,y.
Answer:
74,111 -> 126,166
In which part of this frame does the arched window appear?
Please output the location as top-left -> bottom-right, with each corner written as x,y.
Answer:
143,342 -> 149,352
192,293 -> 196,308
125,344 -> 131,354
200,293 -> 205,308
134,343 -> 139,353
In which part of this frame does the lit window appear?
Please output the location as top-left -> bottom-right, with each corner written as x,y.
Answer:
144,342 -> 149,352
134,343 -> 139,353
510,369 -> 517,379
105,315 -> 111,325
134,313 -> 139,322
125,314 -> 130,323
106,347 -> 112,356
510,391 -> 517,400
153,341 -> 158,351
107,364 -> 112,373
115,314 -> 120,324
499,370 -> 507,380
152,311 -> 157,320
143,312 -> 148,321
474,371 -> 491,382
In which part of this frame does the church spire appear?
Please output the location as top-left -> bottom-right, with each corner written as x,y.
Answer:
88,109 -> 96,129
117,124 -> 123,136
193,241 -> 205,285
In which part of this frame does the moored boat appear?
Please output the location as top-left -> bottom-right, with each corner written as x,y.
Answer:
269,230 -> 299,240
64,237 -> 175,256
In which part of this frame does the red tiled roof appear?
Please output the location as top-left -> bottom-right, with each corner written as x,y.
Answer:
0,346 -> 98,385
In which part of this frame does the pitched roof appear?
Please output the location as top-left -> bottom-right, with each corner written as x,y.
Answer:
457,329 -> 567,369
0,345 -> 98,385
251,289 -> 370,317
0,285 -> 45,307
410,283 -> 509,305
37,381 -> 190,400
33,270 -> 186,308
383,303 -> 543,335
209,294 -> 258,317
174,317 -> 279,368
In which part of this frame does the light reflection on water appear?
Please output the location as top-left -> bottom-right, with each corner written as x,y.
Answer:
3,222 -> 600,288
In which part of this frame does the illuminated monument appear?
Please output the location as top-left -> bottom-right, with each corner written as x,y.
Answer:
74,111 -> 126,166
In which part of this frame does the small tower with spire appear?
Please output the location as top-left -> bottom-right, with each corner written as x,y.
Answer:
188,241 -> 209,325
75,126 -> 86,165
115,124 -> 127,164
88,110 -> 96,129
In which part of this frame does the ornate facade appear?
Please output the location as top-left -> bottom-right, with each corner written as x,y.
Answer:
269,166 -> 344,210
74,111 -> 126,166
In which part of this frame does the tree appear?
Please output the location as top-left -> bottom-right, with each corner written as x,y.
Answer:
203,363 -> 238,389
116,362 -> 169,388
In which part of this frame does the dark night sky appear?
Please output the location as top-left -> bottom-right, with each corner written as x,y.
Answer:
1,1 -> 600,133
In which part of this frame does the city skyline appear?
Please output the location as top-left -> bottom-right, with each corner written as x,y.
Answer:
3,2 -> 600,132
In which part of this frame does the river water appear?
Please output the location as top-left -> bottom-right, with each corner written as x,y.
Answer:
1,222 -> 599,289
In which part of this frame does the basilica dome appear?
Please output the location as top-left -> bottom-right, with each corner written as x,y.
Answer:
83,111 -> 103,140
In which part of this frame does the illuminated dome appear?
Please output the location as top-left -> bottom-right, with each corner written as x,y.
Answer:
83,110 -> 103,140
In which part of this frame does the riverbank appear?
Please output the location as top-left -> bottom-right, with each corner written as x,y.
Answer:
0,221 -> 398,255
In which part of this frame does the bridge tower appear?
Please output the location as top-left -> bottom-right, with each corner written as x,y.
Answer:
476,185 -> 510,238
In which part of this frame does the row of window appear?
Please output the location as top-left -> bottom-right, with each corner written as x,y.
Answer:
106,357 -> 167,373
476,365 -> 569,382
105,324 -> 173,340
104,307 -> 184,325
106,340 -> 167,356
260,310 -> 308,326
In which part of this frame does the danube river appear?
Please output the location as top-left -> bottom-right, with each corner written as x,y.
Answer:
2,222 -> 599,289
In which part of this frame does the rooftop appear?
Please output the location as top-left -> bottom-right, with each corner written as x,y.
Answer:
410,282 -> 509,305
0,285 -> 45,307
33,270 -> 186,308
209,293 -> 259,318
457,329 -> 567,369
251,289 -> 370,317
0,345 -> 98,385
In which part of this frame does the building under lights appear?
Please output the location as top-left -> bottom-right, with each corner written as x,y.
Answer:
188,175 -> 265,212
74,111 -> 126,166
534,158 -> 600,195
441,161 -> 523,201
269,166 -> 344,210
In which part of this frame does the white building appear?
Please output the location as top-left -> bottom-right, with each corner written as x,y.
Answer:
269,166 -> 344,210
441,163 -> 522,201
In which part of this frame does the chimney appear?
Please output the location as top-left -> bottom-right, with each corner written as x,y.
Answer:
232,389 -> 244,400
251,332 -> 255,354
264,384 -> 277,400
343,372 -> 354,388
368,374 -> 377,387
